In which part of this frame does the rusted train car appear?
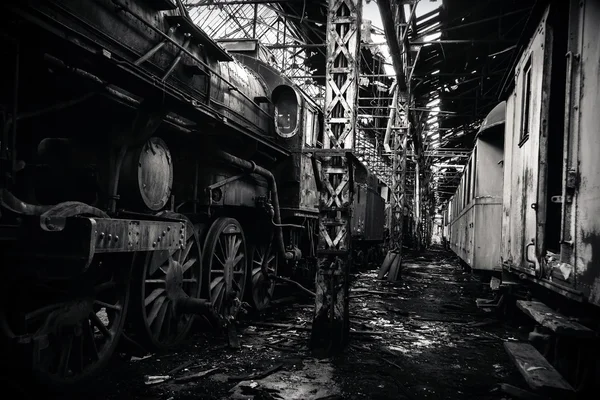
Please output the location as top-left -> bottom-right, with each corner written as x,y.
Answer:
446,101 -> 505,273
350,166 -> 387,267
500,0 -> 600,309
447,0 -> 600,392
0,0 -> 384,387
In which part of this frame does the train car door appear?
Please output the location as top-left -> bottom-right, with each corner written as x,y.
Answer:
503,7 -> 551,276
536,0 -> 573,287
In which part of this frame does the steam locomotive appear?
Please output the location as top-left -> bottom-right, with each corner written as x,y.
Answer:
0,0 -> 386,387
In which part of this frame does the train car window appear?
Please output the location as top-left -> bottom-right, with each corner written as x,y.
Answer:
273,86 -> 300,138
312,114 -> 320,145
519,54 -> 533,146
304,110 -> 314,146
472,147 -> 477,199
466,162 -> 471,205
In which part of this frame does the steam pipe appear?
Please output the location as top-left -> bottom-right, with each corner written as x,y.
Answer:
214,150 -> 295,261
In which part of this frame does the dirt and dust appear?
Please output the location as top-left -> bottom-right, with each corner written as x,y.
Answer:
10,246 -> 530,399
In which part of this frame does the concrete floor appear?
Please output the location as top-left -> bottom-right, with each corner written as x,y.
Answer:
13,246 -> 529,399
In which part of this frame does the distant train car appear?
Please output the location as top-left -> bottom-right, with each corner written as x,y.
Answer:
351,164 -> 386,266
447,102 -> 505,273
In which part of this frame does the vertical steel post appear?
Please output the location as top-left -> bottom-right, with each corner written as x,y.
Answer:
252,3 -> 258,38
310,0 -> 362,356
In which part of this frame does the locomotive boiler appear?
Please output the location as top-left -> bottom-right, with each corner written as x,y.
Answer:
0,0 -> 329,387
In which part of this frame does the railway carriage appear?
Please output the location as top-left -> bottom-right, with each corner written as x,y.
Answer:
446,0 -> 600,392
446,101 -> 505,273
500,0 -> 600,308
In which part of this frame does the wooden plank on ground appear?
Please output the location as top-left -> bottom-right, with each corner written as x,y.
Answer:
516,300 -> 595,338
504,341 -> 574,396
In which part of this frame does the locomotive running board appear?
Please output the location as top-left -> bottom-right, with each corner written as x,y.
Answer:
7,215 -> 185,277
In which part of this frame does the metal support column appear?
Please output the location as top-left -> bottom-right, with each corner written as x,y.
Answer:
310,0 -> 361,356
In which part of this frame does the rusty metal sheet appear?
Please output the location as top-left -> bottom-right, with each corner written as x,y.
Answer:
94,218 -> 185,253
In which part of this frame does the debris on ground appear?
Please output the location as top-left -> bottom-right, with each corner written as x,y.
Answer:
26,245 -> 527,400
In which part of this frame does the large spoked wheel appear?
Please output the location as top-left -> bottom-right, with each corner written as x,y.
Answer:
247,242 -> 278,312
130,212 -> 202,351
0,254 -> 130,388
203,217 -> 247,319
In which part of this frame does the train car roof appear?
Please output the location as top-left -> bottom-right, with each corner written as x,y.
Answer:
476,101 -> 506,137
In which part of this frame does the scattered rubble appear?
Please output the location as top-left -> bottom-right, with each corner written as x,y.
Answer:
18,246 -> 530,400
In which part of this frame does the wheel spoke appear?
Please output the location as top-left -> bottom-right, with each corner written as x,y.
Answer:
148,250 -> 172,276
90,313 -> 112,338
25,303 -> 64,322
232,236 -> 241,257
232,254 -> 244,268
94,281 -> 116,294
181,240 -> 193,264
85,318 -> 99,361
144,288 -> 165,307
94,300 -> 122,311
182,278 -> 197,283
163,306 -> 172,340
145,279 -> 166,284
153,301 -> 168,337
147,296 -> 167,326
181,257 -> 197,273
213,281 -> 225,311
218,237 -> 227,262
214,253 -> 226,267
58,334 -> 74,377
210,276 -> 224,291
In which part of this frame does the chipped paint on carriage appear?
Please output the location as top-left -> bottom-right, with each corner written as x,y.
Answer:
571,0 -> 600,306
501,0 -> 600,307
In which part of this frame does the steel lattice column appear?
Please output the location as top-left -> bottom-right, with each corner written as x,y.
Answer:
309,0 -> 361,355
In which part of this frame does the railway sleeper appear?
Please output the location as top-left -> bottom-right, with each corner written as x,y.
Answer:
505,299 -> 599,397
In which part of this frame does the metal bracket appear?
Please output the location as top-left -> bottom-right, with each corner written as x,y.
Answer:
551,195 -> 573,204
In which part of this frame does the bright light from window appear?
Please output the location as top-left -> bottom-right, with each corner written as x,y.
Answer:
423,32 -> 442,42
427,98 -> 440,107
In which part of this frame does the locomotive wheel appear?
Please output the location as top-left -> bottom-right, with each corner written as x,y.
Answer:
0,255 -> 130,388
203,218 -> 247,319
130,212 -> 202,351
247,242 -> 278,312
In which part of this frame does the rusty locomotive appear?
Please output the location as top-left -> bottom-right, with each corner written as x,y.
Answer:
0,0 -> 385,387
